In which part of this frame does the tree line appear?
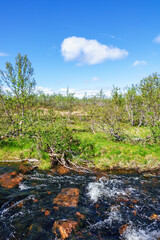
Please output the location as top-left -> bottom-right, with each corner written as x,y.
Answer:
0,54 -> 159,167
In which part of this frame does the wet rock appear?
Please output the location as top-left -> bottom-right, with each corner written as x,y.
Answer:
19,164 -> 33,174
57,166 -> 70,175
76,212 -> 85,219
150,214 -> 160,220
45,210 -> 50,216
131,199 -> 138,204
53,188 -> 80,208
16,201 -> 23,208
32,182 -> 37,186
53,206 -> 59,211
133,210 -> 137,216
52,220 -> 78,239
119,224 -> 128,235
0,172 -> 23,188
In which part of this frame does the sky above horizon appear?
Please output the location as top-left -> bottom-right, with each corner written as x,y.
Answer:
0,0 -> 160,97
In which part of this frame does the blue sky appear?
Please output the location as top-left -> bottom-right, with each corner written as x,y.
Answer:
0,0 -> 160,97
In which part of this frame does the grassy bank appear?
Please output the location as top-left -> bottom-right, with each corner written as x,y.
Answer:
0,126 -> 159,172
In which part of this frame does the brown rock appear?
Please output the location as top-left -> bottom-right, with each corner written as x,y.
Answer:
57,166 -> 70,175
119,224 -> 128,235
53,188 -> 79,208
131,199 -> 138,204
52,220 -> 78,239
0,172 -> 23,188
16,201 -> 23,208
19,165 -> 33,174
76,212 -> 85,219
45,210 -> 50,216
133,210 -> 137,216
53,206 -> 59,211
150,214 -> 160,220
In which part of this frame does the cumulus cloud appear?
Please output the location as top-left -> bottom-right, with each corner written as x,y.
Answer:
61,36 -> 128,65
36,86 -> 54,95
154,34 -> 160,43
132,60 -> 147,66
59,87 -> 111,98
0,52 -> 8,56
36,86 -> 111,98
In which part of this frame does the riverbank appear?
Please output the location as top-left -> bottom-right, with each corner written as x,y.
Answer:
0,131 -> 160,173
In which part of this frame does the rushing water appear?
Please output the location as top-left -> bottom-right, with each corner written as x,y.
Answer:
0,163 -> 160,240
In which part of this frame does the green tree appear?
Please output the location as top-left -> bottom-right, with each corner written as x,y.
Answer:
0,53 -> 36,134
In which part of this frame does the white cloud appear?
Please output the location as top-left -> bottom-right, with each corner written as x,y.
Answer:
37,86 -> 111,98
61,36 -> 128,65
132,60 -> 147,66
36,86 -> 54,95
154,34 -> 160,43
59,87 -> 111,98
0,52 -> 8,56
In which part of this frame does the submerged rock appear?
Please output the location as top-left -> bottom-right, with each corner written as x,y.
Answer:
53,188 -> 80,207
76,212 -> 85,220
52,220 -> 78,239
0,172 -> 23,188
119,224 -> 128,235
19,164 -> 33,174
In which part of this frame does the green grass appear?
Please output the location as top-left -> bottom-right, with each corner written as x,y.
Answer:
0,137 -> 51,170
0,125 -> 159,172
73,131 -> 160,171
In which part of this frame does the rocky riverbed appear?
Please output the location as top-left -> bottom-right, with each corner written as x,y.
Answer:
0,163 -> 160,239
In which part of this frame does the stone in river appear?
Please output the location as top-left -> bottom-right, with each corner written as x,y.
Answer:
52,220 -> 78,239
53,188 -> 79,207
0,172 -> 23,188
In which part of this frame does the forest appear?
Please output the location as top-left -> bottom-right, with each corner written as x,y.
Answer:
0,54 -> 160,171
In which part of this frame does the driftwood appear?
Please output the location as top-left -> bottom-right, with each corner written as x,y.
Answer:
49,148 -> 92,173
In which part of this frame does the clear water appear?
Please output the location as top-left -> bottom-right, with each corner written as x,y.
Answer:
0,163 -> 160,240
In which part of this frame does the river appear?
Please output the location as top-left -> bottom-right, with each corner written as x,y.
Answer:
0,163 -> 160,240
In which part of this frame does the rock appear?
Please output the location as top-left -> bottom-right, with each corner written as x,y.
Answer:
0,172 -> 23,188
16,201 -> 23,208
133,210 -> 137,216
53,188 -> 80,208
76,212 -> 85,219
131,199 -> 138,204
119,224 -> 128,235
45,210 -> 50,216
52,220 -> 78,239
57,166 -> 70,175
53,206 -> 59,211
19,164 -> 33,174
150,214 -> 160,220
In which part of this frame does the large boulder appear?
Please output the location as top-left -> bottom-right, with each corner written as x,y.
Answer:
52,220 -> 78,239
53,188 -> 79,207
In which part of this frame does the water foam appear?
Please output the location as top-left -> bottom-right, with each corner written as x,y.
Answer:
87,177 -> 127,203
122,226 -> 160,240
